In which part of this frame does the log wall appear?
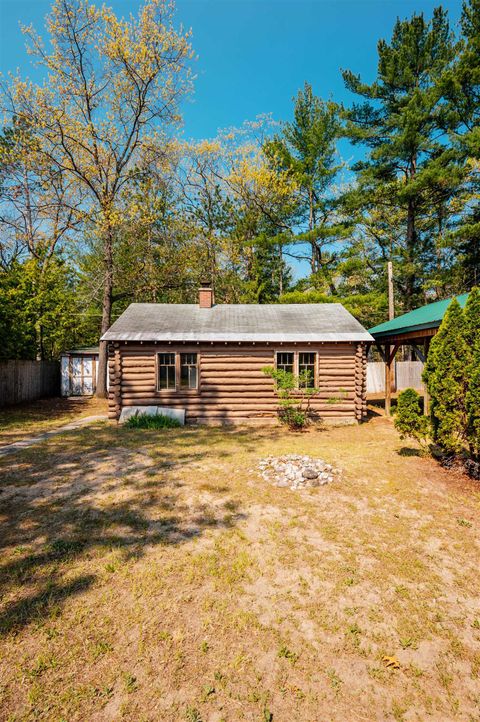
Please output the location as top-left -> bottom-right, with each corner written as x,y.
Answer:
108,342 -> 368,422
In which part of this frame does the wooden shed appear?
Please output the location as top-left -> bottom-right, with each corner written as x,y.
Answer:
60,347 -> 99,397
102,288 -> 373,423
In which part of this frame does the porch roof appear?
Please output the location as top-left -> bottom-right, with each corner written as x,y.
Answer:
369,294 -> 469,341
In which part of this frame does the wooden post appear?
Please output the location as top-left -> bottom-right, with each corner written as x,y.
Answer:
385,343 -> 398,416
382,261 -> 395,415
385,344 -> 392,416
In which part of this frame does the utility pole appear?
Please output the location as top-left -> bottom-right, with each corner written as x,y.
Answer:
385,261 -> 395,415
387,260 -> 394,320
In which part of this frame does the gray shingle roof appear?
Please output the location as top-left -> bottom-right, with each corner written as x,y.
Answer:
61,346 -> 99,355
102,303 -> 373,343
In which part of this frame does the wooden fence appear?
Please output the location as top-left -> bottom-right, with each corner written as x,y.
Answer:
0,360 -> 60,407
367,361 -> 424,394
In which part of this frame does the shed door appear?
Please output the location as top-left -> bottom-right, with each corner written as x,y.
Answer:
70,356 -> 95,395
82,358 -> 94,394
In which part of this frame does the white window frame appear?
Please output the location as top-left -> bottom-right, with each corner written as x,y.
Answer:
156,351 -> 199,392
157,352 -> 177,391
275,350 -> 318,388
179,352 -> 199,390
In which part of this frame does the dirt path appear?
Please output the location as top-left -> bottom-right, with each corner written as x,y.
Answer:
0,414 -> 108,457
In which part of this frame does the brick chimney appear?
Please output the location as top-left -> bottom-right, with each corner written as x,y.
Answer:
198,285 -> 214,308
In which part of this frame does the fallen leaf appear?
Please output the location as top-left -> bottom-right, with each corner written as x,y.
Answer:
382,655 -> 400,669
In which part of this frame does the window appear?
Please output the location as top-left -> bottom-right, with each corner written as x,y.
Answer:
276,352 -> 294,374
158,353 -> 176,390
275,351 -> 317,388
299,352 -> 316,388
157,352 -> 199,391
180,353 -> 198,389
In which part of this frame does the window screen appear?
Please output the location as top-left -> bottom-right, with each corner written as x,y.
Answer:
276,352 -> 294,374
158,353 -> 176,389
180,353 -> 198,388
299,352 -> 316,388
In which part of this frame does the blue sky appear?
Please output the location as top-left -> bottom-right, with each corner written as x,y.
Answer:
0,0 -> 463,139
0,0 -> 464,277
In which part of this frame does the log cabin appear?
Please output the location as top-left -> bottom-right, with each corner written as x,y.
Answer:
102,287 -> 373,423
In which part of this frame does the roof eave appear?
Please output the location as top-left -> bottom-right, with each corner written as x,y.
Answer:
101,332 -> 374,343
370,320 -> 440,339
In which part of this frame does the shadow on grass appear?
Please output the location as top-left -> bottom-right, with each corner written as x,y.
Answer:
0,575 -> 96,637
0,396 -> 102,429
398,446 -> 422,457
0,423 -> 281,637
367,398 -> 398,416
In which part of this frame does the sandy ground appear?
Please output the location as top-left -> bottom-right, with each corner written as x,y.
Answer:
0,412 -> 479,721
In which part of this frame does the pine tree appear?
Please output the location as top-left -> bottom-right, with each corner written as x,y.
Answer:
247,235 -> 292,303
463,286 -> 480,349
342,8 -> 463,310
0,256 -> 87,360
441,0 -> 480,289
264,83 -> 346,280
422,298 -> 469,452
454,205 -> 480,289
442,0 -> 480,160
466,337 -> 480,460
464,287 -> 480,458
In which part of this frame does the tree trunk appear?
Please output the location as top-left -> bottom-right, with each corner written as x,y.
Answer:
96,227 -> 114,398
405,197 -> 416,310
308,188 -> 316,274
404,153 -> 417,311
278,243 -> 283,297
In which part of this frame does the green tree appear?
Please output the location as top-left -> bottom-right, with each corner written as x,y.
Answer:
265,83 -> 345,280
0,262 -> 35,359
463,286 -> 480,348
442,0 -> 480,160
239,234 -> 292,303
466,335 -> 480,460
342,8 -> 462,310
464,287 -> 480,458
394,388 -> 431,450
422,298 -> 469,452
262,365 -> 320,429
278,289 -> 387,329
4,0 -> 193,395
441,0 -> 480,290
0,256 -> 87,360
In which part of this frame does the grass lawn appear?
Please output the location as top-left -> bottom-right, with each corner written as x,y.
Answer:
0,397 -> 108,446
0,412 -> 479,721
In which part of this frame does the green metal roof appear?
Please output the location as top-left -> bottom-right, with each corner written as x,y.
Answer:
369,293 -> 469,339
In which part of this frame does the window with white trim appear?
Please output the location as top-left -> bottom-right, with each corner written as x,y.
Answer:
158,353 -> 176,390
299,352 -> 316,388
275,350 -> 317,387
157,352 -> 199,391
180,353 -> 198,389
276,352 -> 294,374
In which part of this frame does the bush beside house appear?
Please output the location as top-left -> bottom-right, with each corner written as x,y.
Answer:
396,288 -> 480,476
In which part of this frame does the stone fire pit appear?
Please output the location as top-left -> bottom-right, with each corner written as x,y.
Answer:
258,454 -> 342,490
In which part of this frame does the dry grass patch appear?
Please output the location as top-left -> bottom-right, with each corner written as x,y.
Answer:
0,415 -> 479,721
0,396 -> 107,446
